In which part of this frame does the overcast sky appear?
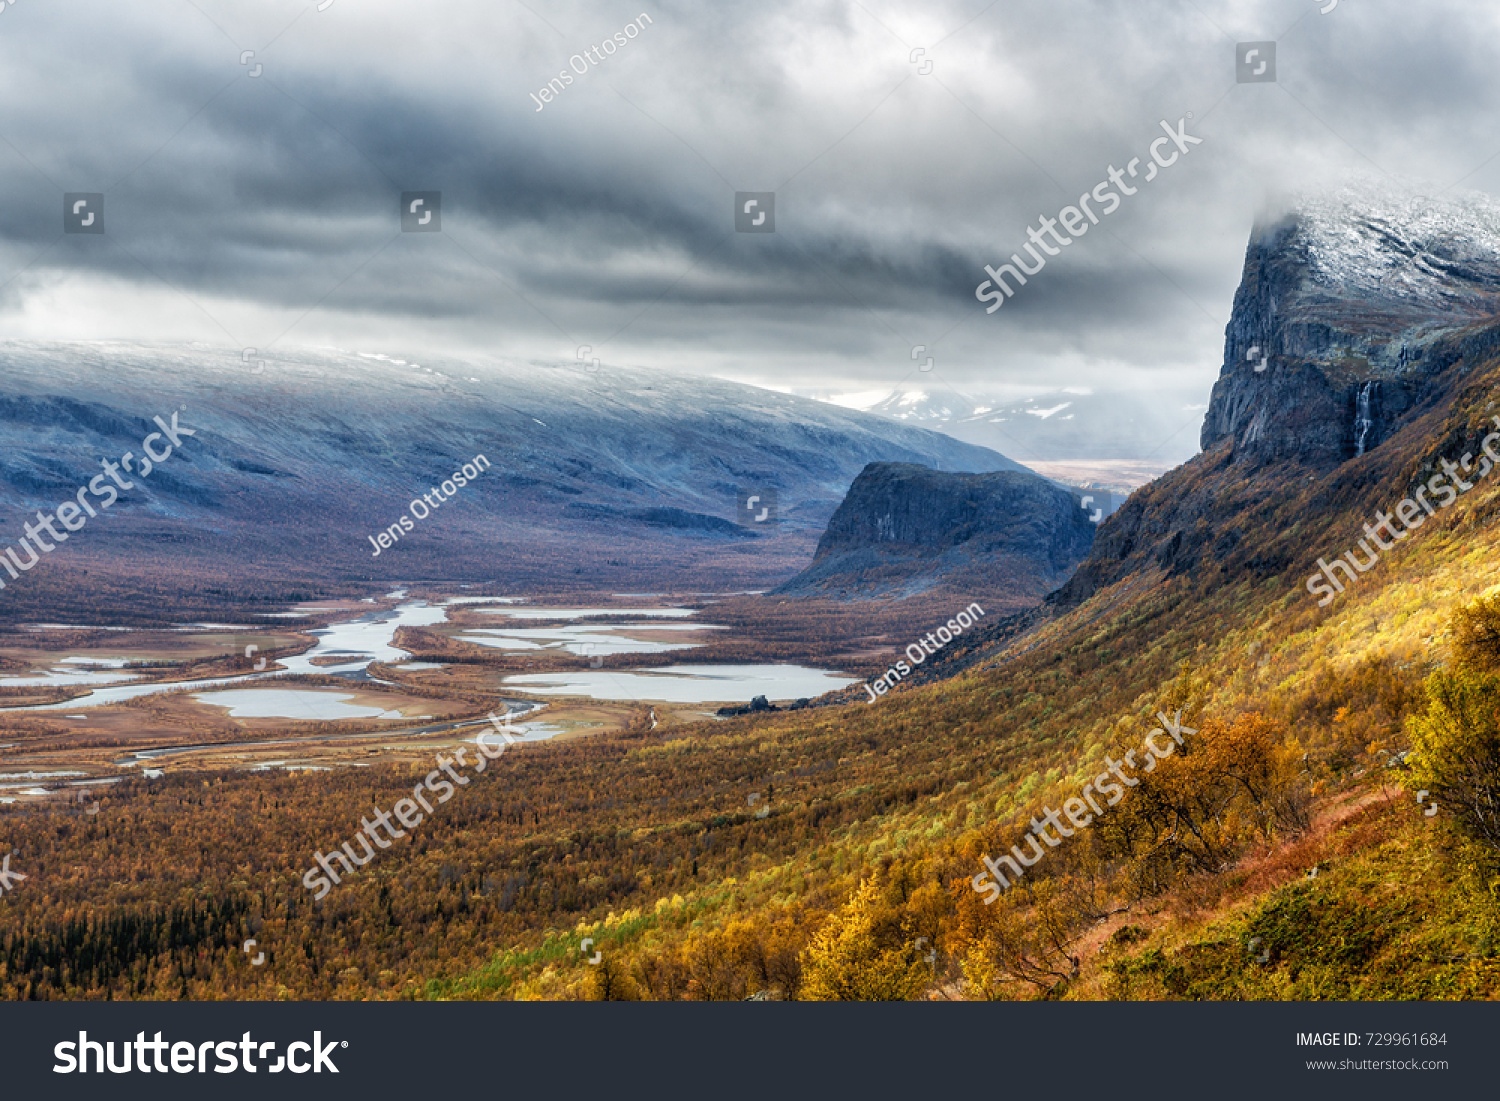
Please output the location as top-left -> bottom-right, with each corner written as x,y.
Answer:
1,0 -> 1497,463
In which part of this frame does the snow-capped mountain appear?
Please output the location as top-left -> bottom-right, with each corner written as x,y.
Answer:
1061,184 -> 1500,606
831,387 -> 1203,472
1204,183 -> 1500,466
0,343 -> 1028,610
1286,181 -> 1500,320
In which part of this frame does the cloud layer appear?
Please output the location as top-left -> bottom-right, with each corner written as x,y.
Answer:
0,0 -> 1496,463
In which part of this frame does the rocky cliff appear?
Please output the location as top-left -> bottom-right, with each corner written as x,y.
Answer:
1055,183 -> 1500,608
1201,183 -> 1500,467
774,462 -> 1096,606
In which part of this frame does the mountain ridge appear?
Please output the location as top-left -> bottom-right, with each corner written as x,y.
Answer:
0,341 -> 1027,613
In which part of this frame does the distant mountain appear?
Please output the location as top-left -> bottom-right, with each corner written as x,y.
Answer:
1022,460 -> 1166,498
0,343 -> 1026,614
834,387 -> 1205,468
773,462 -> 1095,607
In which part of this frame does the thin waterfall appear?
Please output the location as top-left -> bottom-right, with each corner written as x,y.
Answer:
1354,380 -> 1378,456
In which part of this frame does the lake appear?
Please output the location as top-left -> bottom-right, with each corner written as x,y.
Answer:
1,598 -> 850,711
503,663 -> 858,704
193,688 -> 416,721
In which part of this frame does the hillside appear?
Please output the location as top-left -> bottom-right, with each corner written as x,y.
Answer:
0,343 -> 1022,619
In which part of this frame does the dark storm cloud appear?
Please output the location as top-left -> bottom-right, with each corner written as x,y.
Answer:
0,0 -> 1495,413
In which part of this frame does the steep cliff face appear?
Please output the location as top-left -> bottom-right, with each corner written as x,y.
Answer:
1055,185 -> 1500,609
1201,184 -> 1500,467
774,462 -> 1095,605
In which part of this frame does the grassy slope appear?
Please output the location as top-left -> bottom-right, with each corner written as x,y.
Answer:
430,342 -> 1500,1001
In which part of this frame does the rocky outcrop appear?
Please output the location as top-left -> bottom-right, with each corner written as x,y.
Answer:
715,695 -> 811,717
774,462 -> 1095,604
